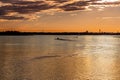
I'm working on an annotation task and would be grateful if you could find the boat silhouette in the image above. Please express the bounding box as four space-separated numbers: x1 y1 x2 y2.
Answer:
55 37 75 41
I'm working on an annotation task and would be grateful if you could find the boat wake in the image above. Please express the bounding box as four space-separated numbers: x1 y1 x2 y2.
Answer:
31 55 61 60
30 53 79 61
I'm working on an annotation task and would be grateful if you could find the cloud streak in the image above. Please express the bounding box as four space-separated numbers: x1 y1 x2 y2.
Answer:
0 0 120 21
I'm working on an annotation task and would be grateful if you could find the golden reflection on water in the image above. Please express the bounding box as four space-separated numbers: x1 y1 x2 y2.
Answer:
0 35 120 80
74 36 120 80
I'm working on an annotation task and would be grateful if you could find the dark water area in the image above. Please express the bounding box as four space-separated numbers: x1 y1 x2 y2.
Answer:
0 35 120 80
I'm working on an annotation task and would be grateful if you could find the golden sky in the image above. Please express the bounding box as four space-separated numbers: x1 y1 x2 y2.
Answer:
0 0 120 32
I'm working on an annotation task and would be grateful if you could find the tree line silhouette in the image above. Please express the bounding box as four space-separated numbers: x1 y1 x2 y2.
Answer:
0 31 119 35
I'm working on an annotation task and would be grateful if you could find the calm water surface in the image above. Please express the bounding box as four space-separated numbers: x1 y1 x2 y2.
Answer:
0 35 120 80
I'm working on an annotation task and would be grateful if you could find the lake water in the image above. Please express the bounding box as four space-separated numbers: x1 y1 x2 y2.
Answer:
0 35 120 80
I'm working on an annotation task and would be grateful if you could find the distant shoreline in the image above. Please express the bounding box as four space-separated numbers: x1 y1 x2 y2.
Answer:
0 31 120 35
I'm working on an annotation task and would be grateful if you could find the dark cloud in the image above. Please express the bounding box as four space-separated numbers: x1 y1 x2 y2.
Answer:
59 1 90 11
0 10 7 16
0 0 120 21
54 0 69 3
0 0 18 3
0 16 27 20
0 1 55 14
0 0 55 20
12 2 55 14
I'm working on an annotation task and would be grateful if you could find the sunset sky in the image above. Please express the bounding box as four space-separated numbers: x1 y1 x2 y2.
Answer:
0 0 120 32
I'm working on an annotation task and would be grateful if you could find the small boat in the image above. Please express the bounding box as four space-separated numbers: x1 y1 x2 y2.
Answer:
55 37 75 41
